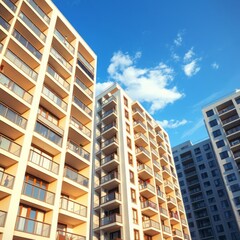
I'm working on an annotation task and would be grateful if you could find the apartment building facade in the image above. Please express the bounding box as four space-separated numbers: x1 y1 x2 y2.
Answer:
172 140 239 240
0 0 96 239
91 83 190 240
202 90 240 234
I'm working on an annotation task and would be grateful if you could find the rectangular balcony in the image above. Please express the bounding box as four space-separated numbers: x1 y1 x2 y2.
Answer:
60 196 87 217
101 171 119 184
75 77 93 98
64 167 89 188
0 171 15 189
19 12 46 42
13 30 42 60
67 140 90 161
155 172 163 183
102 121 117 133
26 0 50 24
218 105 235 114
138 164 153 180
0 134 21 156
101 153 119 166
160 207 168 217
141 200 158 217
73 96 92 117
102 108 117 119
133 120 147 132
162 225 171 234
3 0 17 12
70 117 91 138
28 149 59 174
77 52 94 80
226 126 240 136
101 192 121 204
0 210 7 227
172 229 183 238
102 137 118 148
0 16 10 31
100 213 122 226
15 216 50 237
133 107 145 118
22 182 55 204
0 103 27 129
5 49 38 81
143 219 160 235
56 230 86 240
54 29 74 53
222 115 239 125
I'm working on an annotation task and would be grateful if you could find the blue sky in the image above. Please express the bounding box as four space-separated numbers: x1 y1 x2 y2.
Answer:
53 0 240 147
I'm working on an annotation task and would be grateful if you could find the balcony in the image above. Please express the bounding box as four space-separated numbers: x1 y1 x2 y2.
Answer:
136 147 150 163
183 162 195 171
101 96 117 110
100 171 119 190
222 114 239 125
167 195 177 208
162 166 171 178
75 77 93 99
134 132 148 147
0 171 15 197
178 204 184 212
234 151 240 161
142 219 160 236
19 12 46 42
164 180 174 193
226 125 240 136
5 49 38 81
100 153 119 172
184 233 190 240
139 182 155 198
155 172 163 184
15 216 50 237
172 229 183 239
101 108 117 123
132 107 145 121
181 154 193 164
100 192 121 210
22 182 55 205
181 218 187 225
218 105 235 115
54 29 74 54
162 225 171 237
157 190 166 203
133 120 147 133
101 137 118 155
101 122 117 139
100 214 122 231
77 52 94 81
138 164 153 180
0 16 10 31
160 155 169 165
56 230 86 240
141 200 158 217
160 207 168 219
73 96 92 119
169 211 180 224
3 0 17 12
0 210 7 227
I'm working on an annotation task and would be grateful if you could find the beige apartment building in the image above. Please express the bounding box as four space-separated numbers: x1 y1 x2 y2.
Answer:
0 0 96 239
91 83 190 240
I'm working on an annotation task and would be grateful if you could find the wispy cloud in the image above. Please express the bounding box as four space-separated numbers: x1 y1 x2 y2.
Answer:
211 62 219 70
105 51 184 114
157 119 188 129
174 33 183 47
183 48 194 62
181 119 204 138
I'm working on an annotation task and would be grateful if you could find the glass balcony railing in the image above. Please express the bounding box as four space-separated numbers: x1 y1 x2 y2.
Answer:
0 16 10 31
75 77 93 98
139 182 155 192
0 103 27 129
70 117 91 138
28 149 59 174
101 153 118 165
3 0 17 12
13 30 42 60
0 171 15 189
64 167 89 188
135 132 148 142
5 49 38 81
102 137 118 148
77 53 94 80
46 65 70 91
73 96 92 116
19 12 46 42
138 164 153 175
133 120 146 129
35 122 62 146
0 211 7 227
42 86 67 111
101 192 121 204
102 95 116 107
102 108 117 119
142 219 160 229
100 213 122 226
56 230 86 240
50 47 72 72
101 121 117 133
67 140 90 161
132 107 145 117
136 147 150 156
141 200 157 210
0 134 21 156
22 182 55 204
60 196 87 217
162 225 171 233
26 0 50 24
15 216 50 237
54 29 74 54
101 171 119 184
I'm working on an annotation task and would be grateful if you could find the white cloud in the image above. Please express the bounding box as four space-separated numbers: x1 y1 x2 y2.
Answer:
105 51 184 114
174 33 183 46
181 119 204 138
183 47 195 62
183 60 201 77
171 52 180 62
96 81 114 95
211 62 219 69
157 119 188 129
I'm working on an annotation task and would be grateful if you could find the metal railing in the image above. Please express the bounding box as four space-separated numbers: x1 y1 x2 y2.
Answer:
226 126 240 136
160 207 168 216
64 167 89 188
138 164 153 175
136 146 150 156
135 132 148 142
222 115 239 125
73 96 92 116
132 108 145 118
102 108 117 118
218 105 235 114
141 200 157 210
102 137 118 148
133 120 146 129
77 52 94 76
75 77 93 98
162 225 171 233
0 134 21 156
54 29 74 53
67 140 90 161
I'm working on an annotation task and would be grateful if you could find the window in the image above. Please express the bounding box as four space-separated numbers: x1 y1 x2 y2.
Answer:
134 229 140 240
196 156 203 162
210 205 218 212
213 129 221 138
206 109 214 117
211 169 218 177
124 97 128 106
189 222 194 228
230 184 240 193
224 210 232 219
220 151 229 159
201 172 208 179
227 173 237 182
208 197 215 203
208 160 215 168
233 196 240 206
235 97 240 104
187 213 192 219
183 197 189 203
223 162 233 171
177 172 183 178
126 123 130 133
204 181 211 187
216 224 224 233
203 143 210 151
128 153 133 165
125 110 129 119
221 200 229 209
38 107 59 126
131 188 136 202
130 171 134 183
174 156 179 162
216 140 225 148
206 190 213 195
127 137 131 148
132 209 138 224
209 119 218 127
214 179 221 187
218 189 225 197
176 164 181 170
199 164 205 170
194 147 201 155
213 215 220 221
179 180 185 186
206 152 213 159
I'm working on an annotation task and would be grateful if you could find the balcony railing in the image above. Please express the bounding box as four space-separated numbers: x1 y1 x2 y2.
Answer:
0 103 27 129
70 117 91 138
3 0 17 12
230 138 240 146
234 151 240 159
77 53 94 80
13 30 42 60
226 126 240 136
160 207 168 216
26 0 50 23
15 216 50 237
138 164 153 175
184 234 190 240
164 180 174 189
169 211 179 219
73 96 92 116
218 105 235 114
0 16 10 31
0 134 21 156
28 149 59 174
142 219 160 229
56 230 86 240
0 73 33 103
102 108 117 119
50 47 72 72
173 229 182 237
102 122 117 133
167 195 176 203
181 155 192 162
0 211 7 227
75 77 93 98
101 153 118 165
222 115 239 125
64 167 89 188
133 120 146 129
67 141 90 161
102 137 118 148
141 200 157 210
35 122 62 146
19 12 46 42
153 160 160 168
155 172 163 182
162 166 171 174
139 182 155 192
136 146 150 156
22 182 55 204
133 108 145 117
101 192 121 204
162 225 171 233
47 65 70 91
54 29 74 53
157 190 165 199
60 196 87 217
5 49 38 81
100 213 122 226
135 132 148 142
0 171 15 189
101 171 119 184
42 86 67 111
